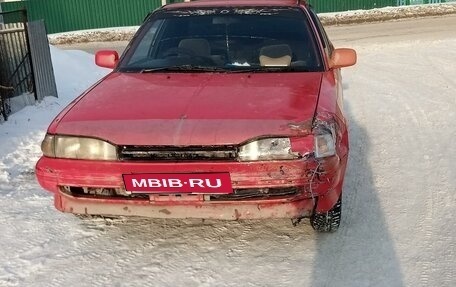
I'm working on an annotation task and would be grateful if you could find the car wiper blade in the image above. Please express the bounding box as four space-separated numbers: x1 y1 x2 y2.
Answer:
138 66 312 73
140 65 229 73
235 66 311 73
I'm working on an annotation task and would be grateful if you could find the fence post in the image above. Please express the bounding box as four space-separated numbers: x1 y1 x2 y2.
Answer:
20 9 37 101
0 3 3 28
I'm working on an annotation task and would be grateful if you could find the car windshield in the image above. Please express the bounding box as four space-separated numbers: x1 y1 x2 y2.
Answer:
119 7 323 73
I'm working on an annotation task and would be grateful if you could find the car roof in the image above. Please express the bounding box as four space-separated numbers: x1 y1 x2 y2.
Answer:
163 0 305 10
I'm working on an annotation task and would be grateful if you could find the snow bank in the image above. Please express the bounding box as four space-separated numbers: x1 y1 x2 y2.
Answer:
320 3 456 25
48 26 139 45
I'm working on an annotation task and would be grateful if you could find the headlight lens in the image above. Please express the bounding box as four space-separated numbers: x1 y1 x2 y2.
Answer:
41 134 117 160
41 134 55 157
238 138 298 161
314 133 336 158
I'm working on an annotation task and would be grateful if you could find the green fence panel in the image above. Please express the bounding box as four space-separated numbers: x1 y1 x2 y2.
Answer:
0 2 29 24
27 0 162 34
0 0 29 18
308 0 397 13
1 0 162 34
0 1 27 11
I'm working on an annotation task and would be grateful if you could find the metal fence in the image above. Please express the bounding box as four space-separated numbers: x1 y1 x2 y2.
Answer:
0 9 57 121
1 0 453 34
308 0 454 12
0 9 34 120
308 0 393 13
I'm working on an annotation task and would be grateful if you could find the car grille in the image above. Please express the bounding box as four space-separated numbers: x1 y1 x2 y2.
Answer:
61 186 149 200
118 145 238 161
61 186 302 201
209 187 300 201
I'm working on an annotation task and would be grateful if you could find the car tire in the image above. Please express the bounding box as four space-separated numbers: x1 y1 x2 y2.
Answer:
310 197 342 232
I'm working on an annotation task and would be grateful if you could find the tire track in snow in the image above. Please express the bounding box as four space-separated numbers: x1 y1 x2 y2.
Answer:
373 42 453 286
396 85 434 287
419 47 456 287
46 219 117 287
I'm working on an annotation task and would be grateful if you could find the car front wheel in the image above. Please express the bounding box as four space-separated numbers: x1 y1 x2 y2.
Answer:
310 197 342 232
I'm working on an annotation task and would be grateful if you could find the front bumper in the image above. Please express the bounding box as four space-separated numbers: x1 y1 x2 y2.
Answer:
36 155 346 219
54 190 319 220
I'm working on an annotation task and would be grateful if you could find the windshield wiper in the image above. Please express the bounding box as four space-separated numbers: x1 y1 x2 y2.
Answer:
234 66 312 73
140 65 230 73
137 65 313 73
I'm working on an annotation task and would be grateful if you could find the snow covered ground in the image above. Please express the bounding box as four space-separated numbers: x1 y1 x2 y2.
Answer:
1 21 456 287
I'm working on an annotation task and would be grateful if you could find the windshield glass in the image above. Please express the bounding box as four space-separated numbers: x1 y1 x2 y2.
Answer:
119 7 323 72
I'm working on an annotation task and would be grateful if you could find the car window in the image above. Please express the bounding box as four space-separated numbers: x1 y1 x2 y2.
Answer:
128 19 163 64
119 7 324 72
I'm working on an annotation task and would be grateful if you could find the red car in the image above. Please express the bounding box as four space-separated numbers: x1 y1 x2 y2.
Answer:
36 0 356 232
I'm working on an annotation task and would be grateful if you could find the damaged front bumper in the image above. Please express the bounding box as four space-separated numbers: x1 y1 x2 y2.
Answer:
53 190 319 220
36 155 347 219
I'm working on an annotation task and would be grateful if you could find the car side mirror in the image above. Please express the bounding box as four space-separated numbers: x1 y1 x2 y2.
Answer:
329 48 357 69
95 50 119 69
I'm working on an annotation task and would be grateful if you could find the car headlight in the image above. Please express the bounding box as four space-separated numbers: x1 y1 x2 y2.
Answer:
41 134 55 157
238 138 298 161
314 133 336 158
41 134 117 160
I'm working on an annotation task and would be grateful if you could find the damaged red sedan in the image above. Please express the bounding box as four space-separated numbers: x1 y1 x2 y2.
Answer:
36 0 356 232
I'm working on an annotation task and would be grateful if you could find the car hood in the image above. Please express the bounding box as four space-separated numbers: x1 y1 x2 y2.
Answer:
53 72 322 146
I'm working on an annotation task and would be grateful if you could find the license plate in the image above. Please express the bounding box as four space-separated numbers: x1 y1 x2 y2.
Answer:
123 173 232 194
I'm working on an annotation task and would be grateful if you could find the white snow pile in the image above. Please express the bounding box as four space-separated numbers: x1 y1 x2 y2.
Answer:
1 36 455 285
319 2 456 25
48 26 139 45
47 3 456 45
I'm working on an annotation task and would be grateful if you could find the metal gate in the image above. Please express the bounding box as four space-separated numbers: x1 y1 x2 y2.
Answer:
0 8 57 121
28 19 58 103
0 9 34 121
